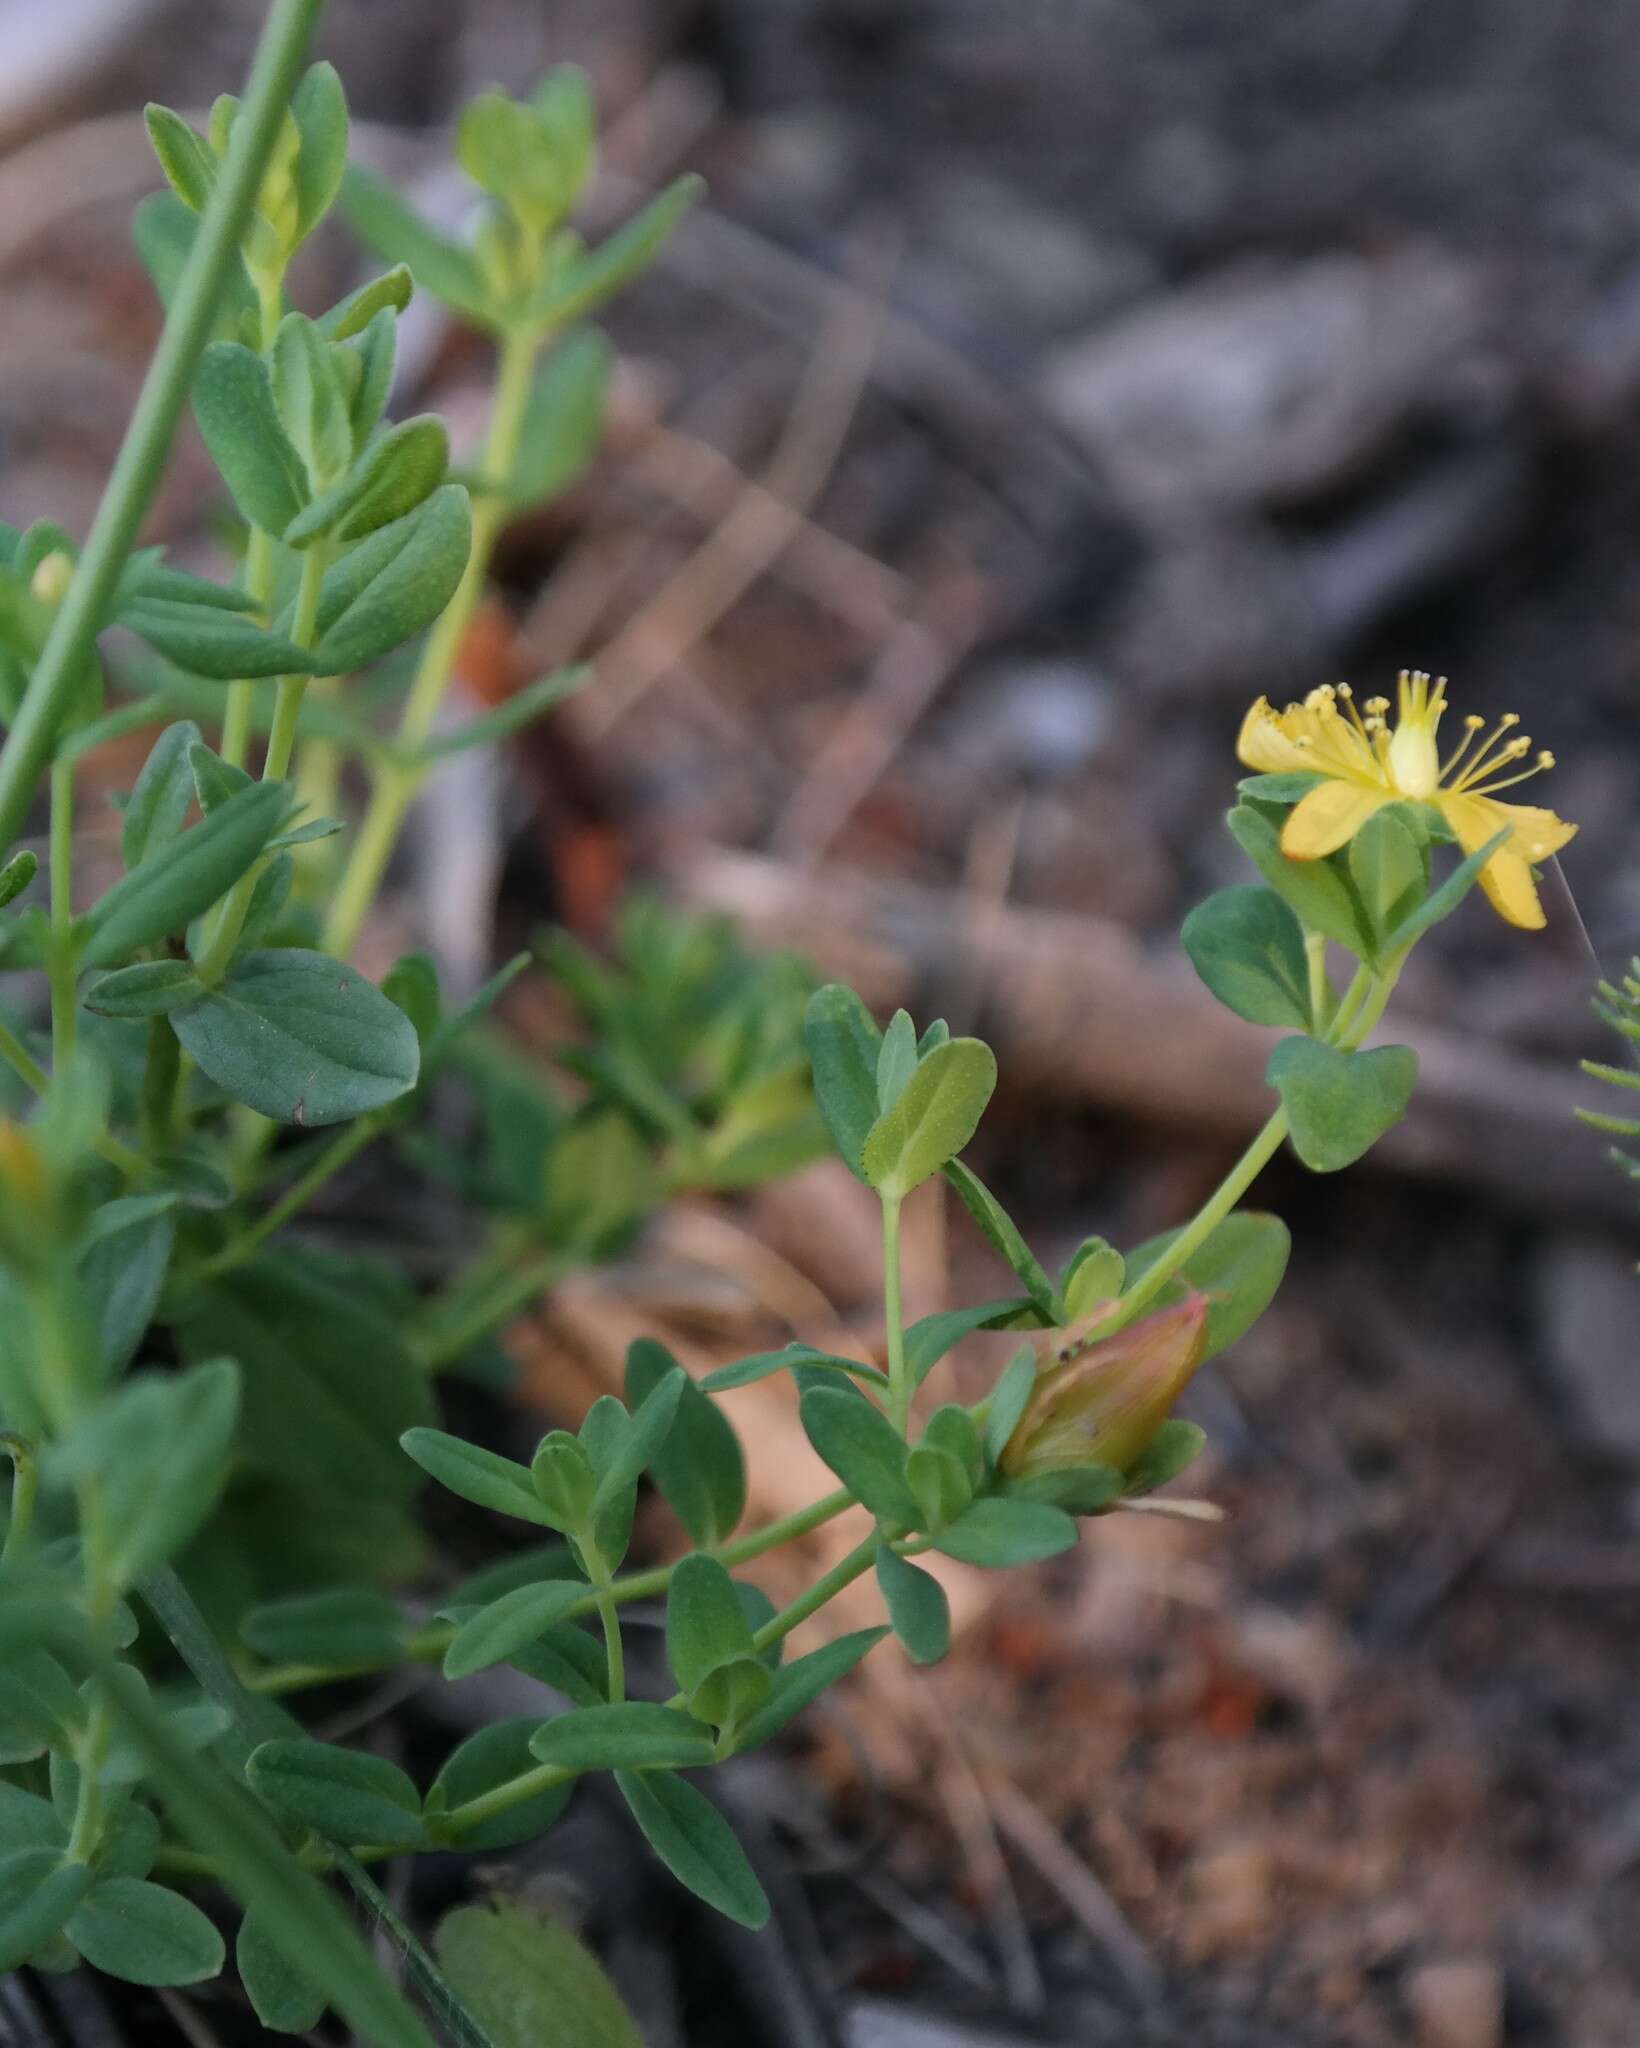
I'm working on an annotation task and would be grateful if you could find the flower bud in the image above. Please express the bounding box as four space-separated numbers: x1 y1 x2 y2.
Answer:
28 551 72 607
999 1293 1209 1480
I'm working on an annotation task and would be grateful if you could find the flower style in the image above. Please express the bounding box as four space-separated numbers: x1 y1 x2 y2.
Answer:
1237 671 1577 928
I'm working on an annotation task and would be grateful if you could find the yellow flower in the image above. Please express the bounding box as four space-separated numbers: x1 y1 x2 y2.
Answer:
1237 671 1577 929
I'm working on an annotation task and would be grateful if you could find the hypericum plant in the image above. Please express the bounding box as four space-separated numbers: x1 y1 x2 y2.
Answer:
0 0 1582 2031
1578 960 1640 1192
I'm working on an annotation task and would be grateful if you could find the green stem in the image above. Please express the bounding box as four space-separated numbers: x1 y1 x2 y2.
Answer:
748 1534 878 1658
196 548 328 984
190 1114 384 1282
0 0 327 855
0 1015 48 1097
47 757 76 1068
323 323 539 958
593 1576 625 1704
246 1485 858 1695
882 1193 908 1434
141 1017 182 1151
413 1248 566 1373
440 1534 883 1841
1305 929 1331 1033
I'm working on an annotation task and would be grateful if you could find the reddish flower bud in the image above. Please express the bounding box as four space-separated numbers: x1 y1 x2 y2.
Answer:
999 1292 1210 1479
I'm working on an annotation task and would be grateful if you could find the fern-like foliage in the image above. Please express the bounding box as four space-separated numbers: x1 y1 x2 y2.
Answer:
1579 959 1640 1183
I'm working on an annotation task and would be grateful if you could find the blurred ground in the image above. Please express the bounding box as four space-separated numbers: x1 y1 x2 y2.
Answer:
3 1 1640 2043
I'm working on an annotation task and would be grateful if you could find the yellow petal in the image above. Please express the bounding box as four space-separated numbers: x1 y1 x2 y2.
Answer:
1280 779 1392 859
1438 791 1578 930
1237 697 1313 774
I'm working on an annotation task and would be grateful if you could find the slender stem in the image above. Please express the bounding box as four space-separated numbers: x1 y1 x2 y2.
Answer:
196 549 328 984
323 324 539 958
881 1193 908 1434
413 1249 566 1373
593 1577 625 1704
190 1114 383 1282
0 0 327 855
749 1535 878 1658
245 1485 859 1695
1112 1109 1291 1334
141 1017 182 1151
47 757 76 1067
1305 929 1331 1033
0 1015 48 1097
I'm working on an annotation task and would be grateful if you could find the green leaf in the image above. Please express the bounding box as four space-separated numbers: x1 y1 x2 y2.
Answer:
799 1387 917 1526
170 948 420 1125
527 1704 716 1774
875 1545 950 1665
133 192 258 335
270 312 352 490
929 1497 1078 1569
1348 806 1426 942
510 1623 607 1708
429 1721 573 1853
320 265 413 344
700 1343 889 1394
522 176 705 330
1122 1419 1207 1498
442 1581 588 1680
121 720 201 870
66 1877 224 1986
284 415 448 549
433 1900 643 2048
730 1626 887 1751
49 1361 239 1583
666 1554 756 1698
589 1366 686 1513
615 1768 769 1929
181 1255 430 1512
1062 1237 1125 1319
84 959 205 1018
192 342 310 536
1226 803 1371 958
1181 885 1313 1030
241 1588 405 1672
510 331 610 507
401 1428 556 1528
189 737 250 811
238 1912 327 2034
0 848 35 909
341 165 494 326
982 1346 1038 1469
1122 1210 1291 1362
0 1783 62 1854
804 983 882 1181
943 1161 1060 1319
309 486 472 674
414 665 589 760
876 1008 918 1112
1266 1037 1418 1172
343 306 398 448
905 1298 1027 1387
1383 825 1510 953
290 61 348 245
246 1739 424 1851
120 599 314 680
627 1338 745 1548
1237 771 1326 803
0 1849 94 1971
79 779 286 968
1006 1464 1124 1515
144 105 214 212
904 1443 972 1531
863 1037 996 1198
78 1197 176 1377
